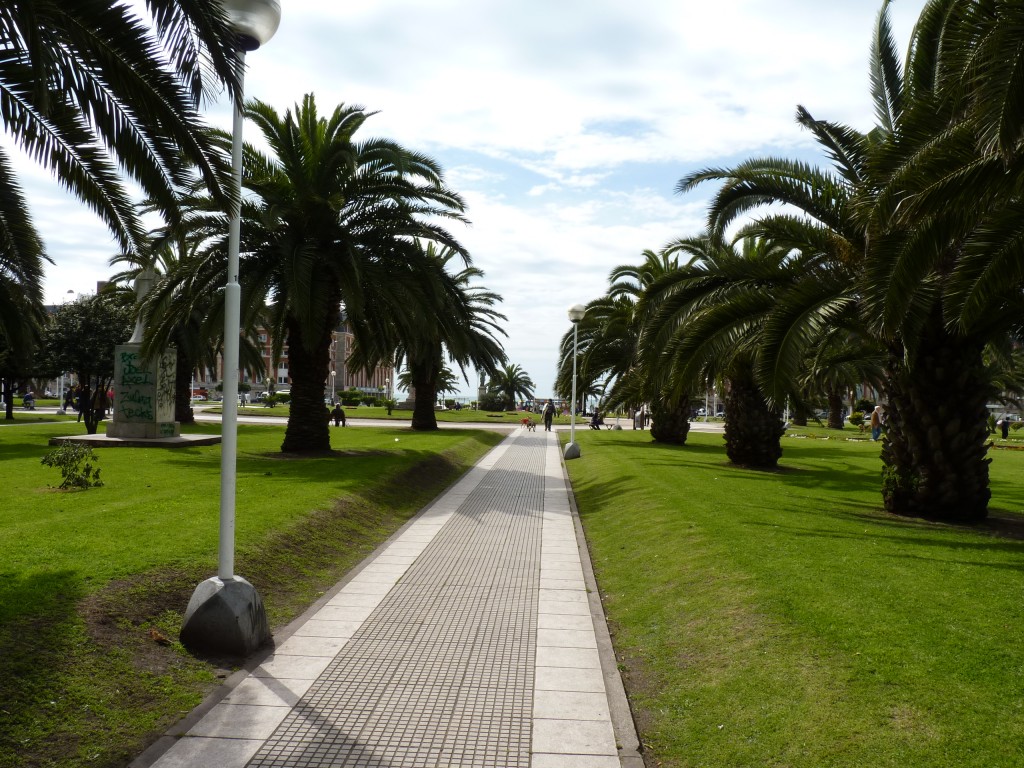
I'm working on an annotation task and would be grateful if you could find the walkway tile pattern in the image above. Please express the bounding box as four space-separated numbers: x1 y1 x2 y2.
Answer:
247 436 544 767
142 431 626 768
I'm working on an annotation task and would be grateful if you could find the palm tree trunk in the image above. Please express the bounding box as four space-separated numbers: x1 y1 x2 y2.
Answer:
281 318 332 453
174 346 194 424
411 373 438 430
2 377 13 420
790 400 810 427
723 360 784 469
649 397 690 444
827 389 844 429
881 327 991 522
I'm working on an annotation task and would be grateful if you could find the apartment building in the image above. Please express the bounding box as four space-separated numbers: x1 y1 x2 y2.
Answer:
196 322 393 398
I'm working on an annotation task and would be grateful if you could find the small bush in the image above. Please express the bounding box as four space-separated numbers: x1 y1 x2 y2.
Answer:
854 398 875 413
478 392 505 412
41 440 103 489
276 392 291 405
849 410 866 427
1012 422 1023 431
263 393 280 408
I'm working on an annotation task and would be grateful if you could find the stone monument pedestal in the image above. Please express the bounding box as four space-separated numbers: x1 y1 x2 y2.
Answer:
106 344 181 439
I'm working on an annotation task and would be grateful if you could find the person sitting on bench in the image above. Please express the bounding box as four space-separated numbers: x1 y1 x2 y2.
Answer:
589 410 604 430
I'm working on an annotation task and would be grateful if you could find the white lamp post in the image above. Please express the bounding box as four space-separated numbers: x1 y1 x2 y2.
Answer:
181 0 281 657
564 304 586 460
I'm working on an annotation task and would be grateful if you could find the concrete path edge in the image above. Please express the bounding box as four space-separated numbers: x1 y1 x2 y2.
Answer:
559 450 646 768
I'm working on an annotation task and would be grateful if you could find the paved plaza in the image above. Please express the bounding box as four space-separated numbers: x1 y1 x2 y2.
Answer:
132 429 642 768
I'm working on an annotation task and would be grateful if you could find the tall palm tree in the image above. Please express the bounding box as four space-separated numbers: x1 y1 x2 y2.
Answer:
676 0 1024 519
352 244 507 431
557 250 692 443
172 95 472 449
0 169 47 365
641 235 792 467
1 2 239 387
489 364 534 411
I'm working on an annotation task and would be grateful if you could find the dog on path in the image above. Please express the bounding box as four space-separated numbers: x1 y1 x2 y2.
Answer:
521 417 536 432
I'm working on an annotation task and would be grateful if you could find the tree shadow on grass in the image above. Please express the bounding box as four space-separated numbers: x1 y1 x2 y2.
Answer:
747 514 1024 561
0 438 54 461
0 570 84 760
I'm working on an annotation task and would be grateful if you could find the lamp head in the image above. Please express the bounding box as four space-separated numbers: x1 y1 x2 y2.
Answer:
567 304 586 323
222 0 281 51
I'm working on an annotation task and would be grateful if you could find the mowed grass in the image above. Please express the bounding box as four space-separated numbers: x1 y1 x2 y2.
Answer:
564 428 1024 768
0 420 503 768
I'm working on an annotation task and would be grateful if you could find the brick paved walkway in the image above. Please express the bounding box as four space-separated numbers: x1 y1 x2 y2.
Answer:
134 430 641 768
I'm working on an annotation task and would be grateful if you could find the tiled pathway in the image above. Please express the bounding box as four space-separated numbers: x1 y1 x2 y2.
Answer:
134 430 641 768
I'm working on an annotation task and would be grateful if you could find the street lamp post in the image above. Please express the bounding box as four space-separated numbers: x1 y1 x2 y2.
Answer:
181 0 281 657
56 290 74 414
564 304 586 460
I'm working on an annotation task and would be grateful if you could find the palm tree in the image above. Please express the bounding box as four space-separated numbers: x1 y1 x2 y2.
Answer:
0 2 240 257
0 187 47 379
489 364 535 411
112 231 267 424
675 0 1024 519
172 95 472 449
641 235 793 467
557 250 692 444
796 329 886 430
353 244 507 431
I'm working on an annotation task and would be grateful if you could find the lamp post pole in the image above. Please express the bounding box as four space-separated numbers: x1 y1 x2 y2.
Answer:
181 0 281 657
564 304 586 460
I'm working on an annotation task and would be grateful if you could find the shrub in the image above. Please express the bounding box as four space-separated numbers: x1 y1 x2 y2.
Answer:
276 392 291 405
263 393 280 408
1012 422 1023 431
854 398 875 413
849 410 866 427
41 440 103 489
478 392 505 412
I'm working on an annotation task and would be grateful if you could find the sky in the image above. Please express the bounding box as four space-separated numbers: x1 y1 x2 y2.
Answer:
23 0 928 397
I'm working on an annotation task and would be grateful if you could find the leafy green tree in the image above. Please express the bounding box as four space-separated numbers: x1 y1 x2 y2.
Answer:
42 293 133 434
489 364 535 411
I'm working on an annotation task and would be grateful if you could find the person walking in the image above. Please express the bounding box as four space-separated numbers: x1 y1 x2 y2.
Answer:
542 400 555 432
870 405 884 441
76 386 87 422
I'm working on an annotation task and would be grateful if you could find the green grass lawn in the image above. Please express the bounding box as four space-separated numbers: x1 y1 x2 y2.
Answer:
0 420 503 768
564 428 1024 768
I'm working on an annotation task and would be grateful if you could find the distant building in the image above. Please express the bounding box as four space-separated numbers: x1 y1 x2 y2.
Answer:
197 321 392 398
